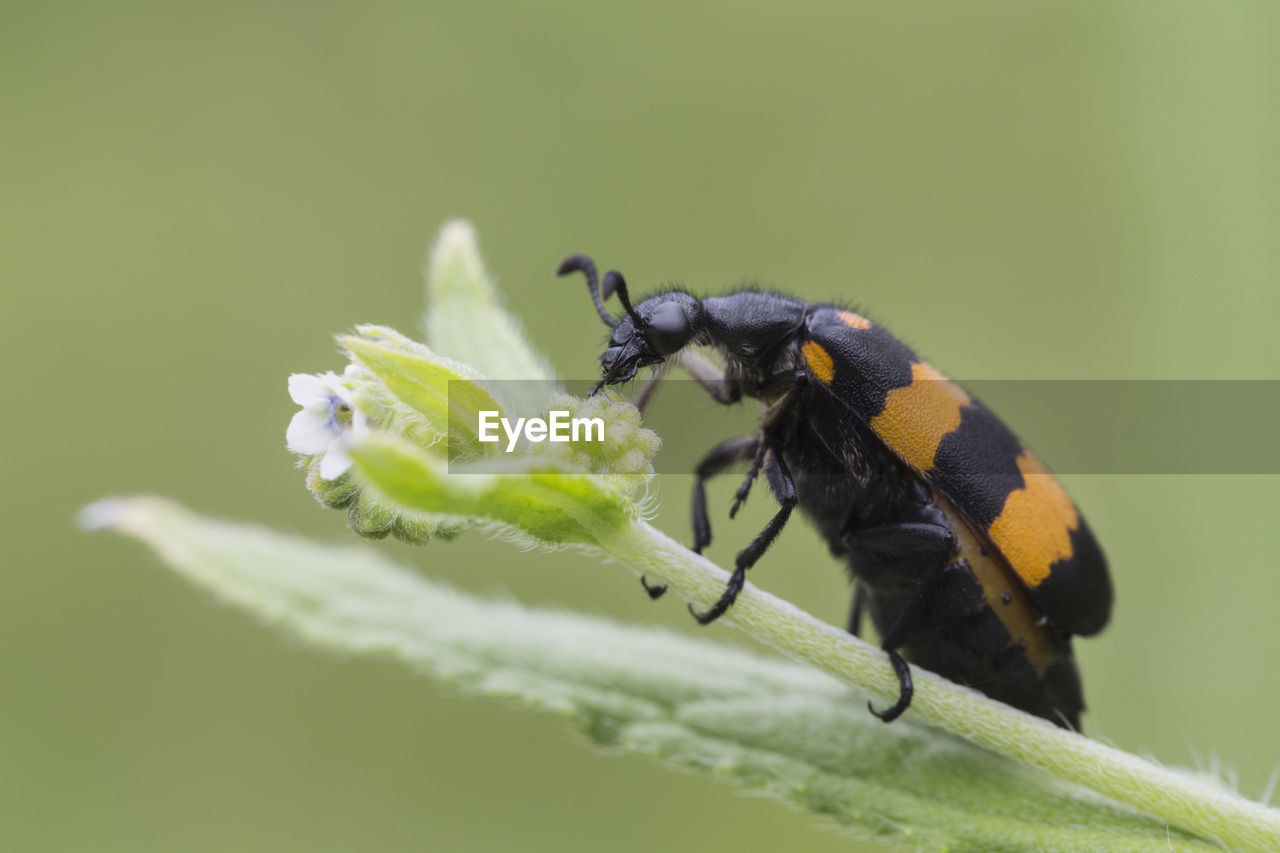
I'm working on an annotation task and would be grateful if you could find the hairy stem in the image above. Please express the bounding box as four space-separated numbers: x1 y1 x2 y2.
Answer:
601 521 1280 852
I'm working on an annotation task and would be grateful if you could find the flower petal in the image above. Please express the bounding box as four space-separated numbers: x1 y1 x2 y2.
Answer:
320 371 354 405
288 373 330 405
350 408 370 436
286 410 334 454
319 444 354 480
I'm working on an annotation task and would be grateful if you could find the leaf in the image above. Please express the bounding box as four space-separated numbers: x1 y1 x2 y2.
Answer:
341 325 504 453
348 432 634 546
421 220 557 415
85 497 1224 853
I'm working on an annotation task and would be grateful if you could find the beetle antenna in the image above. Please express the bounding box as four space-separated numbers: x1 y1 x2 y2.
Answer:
557 253 617 328
602 270 643 326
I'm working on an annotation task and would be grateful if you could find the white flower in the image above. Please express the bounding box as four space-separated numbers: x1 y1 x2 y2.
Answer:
286 366 369 480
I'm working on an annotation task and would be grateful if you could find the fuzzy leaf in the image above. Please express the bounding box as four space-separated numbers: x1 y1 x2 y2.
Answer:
348 432 635 545
341 326 503 453
85 497 1226 853
422 221 557 414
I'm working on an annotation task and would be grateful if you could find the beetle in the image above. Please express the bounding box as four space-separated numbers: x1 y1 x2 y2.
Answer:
556 254 1112 728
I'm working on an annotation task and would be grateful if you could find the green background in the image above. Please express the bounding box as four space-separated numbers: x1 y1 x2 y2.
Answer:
5 2 1279 851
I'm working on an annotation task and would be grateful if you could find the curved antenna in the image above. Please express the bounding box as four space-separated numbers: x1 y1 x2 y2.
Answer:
557 253 617 328
602 270 642 325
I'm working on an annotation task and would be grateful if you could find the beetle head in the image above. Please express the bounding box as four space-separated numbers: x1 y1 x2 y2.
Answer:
557 254 700 394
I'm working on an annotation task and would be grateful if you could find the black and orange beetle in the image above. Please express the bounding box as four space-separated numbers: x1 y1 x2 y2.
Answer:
558 254 1112 729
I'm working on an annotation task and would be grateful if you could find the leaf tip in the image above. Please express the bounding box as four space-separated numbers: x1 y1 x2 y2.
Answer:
78 496 178 534
424 220 484 288
78 498 125 531
435 219 478 253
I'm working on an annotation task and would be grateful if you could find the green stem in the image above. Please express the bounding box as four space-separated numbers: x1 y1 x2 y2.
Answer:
602 521 1280 851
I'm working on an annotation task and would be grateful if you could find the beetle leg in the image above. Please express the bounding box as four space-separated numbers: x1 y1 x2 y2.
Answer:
672 350 743 405
636 435 761 601
840 519 956 586
630 363 669 415
842 518 958 722
691 435 761 554
847 582 867 636
691 443 797 625
865 558 955 722
729 439 769 518
869 651 914 722
638 435 761 601
730 369 807 518
638 576 668 599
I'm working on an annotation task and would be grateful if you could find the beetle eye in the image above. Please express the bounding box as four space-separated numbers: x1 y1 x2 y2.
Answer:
644 302 690 355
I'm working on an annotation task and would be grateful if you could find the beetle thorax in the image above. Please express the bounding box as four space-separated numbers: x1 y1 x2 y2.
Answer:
700 292 810 387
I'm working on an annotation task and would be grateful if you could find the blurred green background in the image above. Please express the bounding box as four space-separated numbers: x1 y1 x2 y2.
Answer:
5 2 1279 851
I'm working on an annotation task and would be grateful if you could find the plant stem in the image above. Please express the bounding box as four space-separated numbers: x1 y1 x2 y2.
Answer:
602 520 1280 852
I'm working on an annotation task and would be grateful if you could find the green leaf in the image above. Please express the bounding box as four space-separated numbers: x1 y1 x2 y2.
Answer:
348 432 635 545
341 325 504 454
85 498 1229 853
422 220 557 414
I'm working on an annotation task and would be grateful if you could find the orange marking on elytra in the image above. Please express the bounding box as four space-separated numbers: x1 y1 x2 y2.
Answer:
870 362 971 472
838 310 872 330
802 340 835 385
935 492 1058 675
989 452 1079 588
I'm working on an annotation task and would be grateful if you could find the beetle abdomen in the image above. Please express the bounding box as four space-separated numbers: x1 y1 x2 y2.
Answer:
801 306 1112 639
